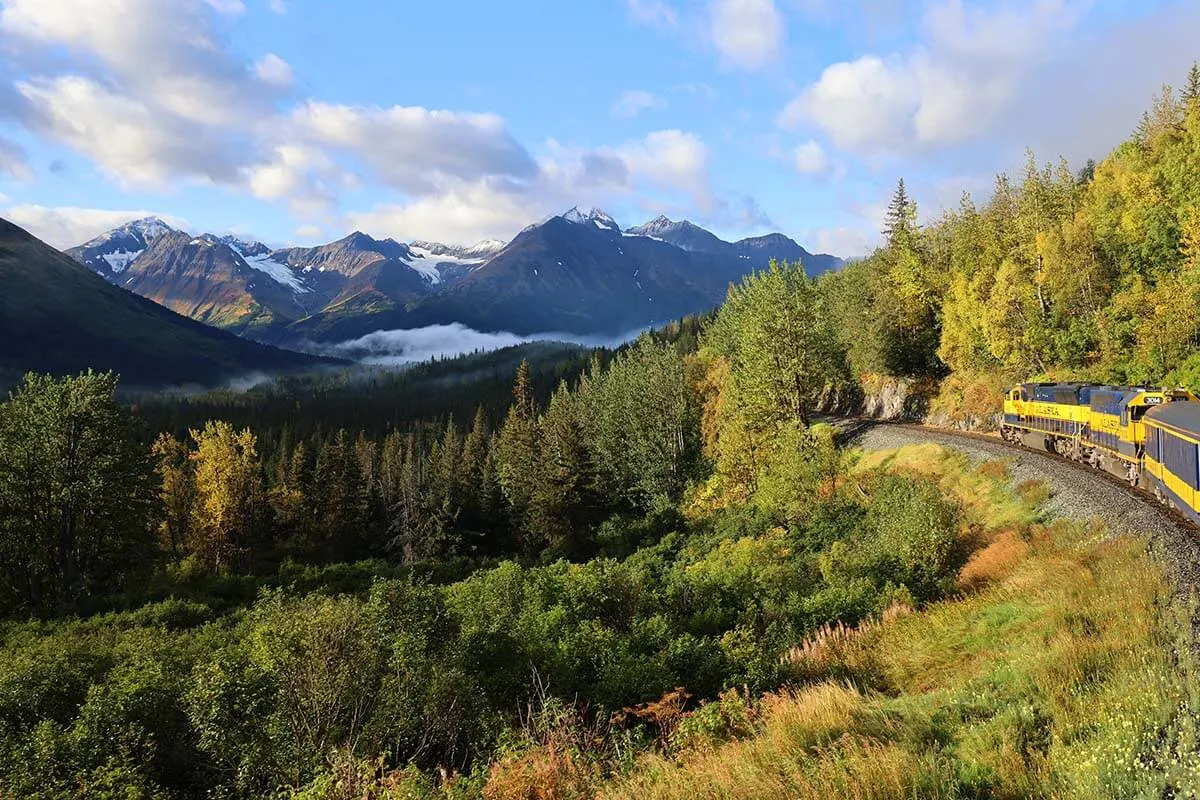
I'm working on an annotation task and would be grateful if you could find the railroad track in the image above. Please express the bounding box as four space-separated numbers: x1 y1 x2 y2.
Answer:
890 420 1200 535
840 418 1200 650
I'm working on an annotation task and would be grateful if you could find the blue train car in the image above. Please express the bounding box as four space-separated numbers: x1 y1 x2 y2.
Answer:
1144 402 1200 525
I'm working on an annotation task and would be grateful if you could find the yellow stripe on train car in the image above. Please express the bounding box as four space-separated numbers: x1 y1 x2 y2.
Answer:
1161 466 1197 512
1146 454 1163 481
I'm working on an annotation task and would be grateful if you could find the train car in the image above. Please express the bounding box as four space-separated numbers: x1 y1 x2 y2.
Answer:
1001 382 1091 457
1003 381 1198 485
1086 387 1196 483
1143 401 1200 524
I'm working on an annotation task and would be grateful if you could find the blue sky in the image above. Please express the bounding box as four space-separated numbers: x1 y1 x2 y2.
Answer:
0 0 1197 256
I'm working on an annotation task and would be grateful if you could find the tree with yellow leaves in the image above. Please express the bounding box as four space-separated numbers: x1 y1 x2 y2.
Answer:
188 420 265 570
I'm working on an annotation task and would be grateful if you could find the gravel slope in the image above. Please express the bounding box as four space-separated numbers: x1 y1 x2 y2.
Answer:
849 422 1200 646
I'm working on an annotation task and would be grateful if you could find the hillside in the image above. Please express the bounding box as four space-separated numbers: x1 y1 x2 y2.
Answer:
0 218 335 388
812 69 1200 419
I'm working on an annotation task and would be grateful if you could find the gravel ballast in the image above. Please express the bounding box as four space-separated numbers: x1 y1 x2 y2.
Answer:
850 422 1200 647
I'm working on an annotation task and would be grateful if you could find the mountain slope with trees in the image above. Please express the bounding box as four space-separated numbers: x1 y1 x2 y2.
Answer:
0 218 334 388
815 65 1200 418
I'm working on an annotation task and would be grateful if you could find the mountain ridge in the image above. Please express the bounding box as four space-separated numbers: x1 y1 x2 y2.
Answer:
64 209 844 343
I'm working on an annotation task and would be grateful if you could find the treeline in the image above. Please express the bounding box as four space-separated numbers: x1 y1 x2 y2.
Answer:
145 336 699 583
815 63 1200 415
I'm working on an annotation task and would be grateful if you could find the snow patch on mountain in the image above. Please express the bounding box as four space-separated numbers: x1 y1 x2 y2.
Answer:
100 249 143 274
225 239 309 293
246 253 309 292
404 243 495 284
410 238 506 260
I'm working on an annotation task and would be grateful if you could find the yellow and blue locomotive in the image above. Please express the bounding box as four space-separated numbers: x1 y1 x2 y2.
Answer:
1001 382 1200 523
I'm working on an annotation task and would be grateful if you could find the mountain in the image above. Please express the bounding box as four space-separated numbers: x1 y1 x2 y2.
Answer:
115 231 319 333
625 215 729 253
625 215 842 274
400 209 844 336
65 216 174 279
293 208 840 339
66 210 843 342
0 218 335 388
69 227 492 337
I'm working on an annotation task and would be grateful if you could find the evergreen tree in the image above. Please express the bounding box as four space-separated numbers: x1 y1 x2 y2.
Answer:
1182 62 1200 107
883 178 918 246
533 383 597 559
496 362 543 555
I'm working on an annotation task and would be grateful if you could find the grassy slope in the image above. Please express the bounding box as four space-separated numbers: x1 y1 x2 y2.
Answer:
594 445 1200 800
0 218 335 389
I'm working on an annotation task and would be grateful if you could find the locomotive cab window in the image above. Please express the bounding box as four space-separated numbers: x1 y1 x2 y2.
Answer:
1130 405 1149 422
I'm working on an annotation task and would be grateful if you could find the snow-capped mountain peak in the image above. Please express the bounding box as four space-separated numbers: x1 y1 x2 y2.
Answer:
219 235 271 259
626 215 678 237
561 206 620 232
69 216 179 276
82 216 175 249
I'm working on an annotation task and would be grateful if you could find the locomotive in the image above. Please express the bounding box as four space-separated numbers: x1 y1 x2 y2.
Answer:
1001 383 1200 525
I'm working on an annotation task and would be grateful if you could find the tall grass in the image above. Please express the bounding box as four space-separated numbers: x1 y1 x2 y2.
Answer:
596 444 1200 800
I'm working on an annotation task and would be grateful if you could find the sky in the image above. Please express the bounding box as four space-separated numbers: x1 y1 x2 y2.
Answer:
0 0 1196 257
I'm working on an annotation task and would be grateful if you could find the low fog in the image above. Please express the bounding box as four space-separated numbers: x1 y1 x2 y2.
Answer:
318 323 648 366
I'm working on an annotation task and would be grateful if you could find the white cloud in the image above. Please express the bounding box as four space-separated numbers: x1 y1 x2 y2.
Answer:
243 143 345 215
620 129 711 205
0 136 33 181
346 181 540 247
792 140 829 174
613 90 665 118
321 324 640 365
710 0 783 71
781 0 1089 157
0 0 284 121
627 0 678 27
254 53 294 87
294 224 322 239
4 204 187 248
807 225 878 259
268 0 286 12
345 128 715 244
781 54 917 152
0 0 289 188
16 76 245 189
292 101 539 195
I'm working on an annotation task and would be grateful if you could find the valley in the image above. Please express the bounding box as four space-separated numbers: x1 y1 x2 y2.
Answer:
1 0 1198 795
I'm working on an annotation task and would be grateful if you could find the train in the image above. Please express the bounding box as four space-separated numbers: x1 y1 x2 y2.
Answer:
1001 382 1200 524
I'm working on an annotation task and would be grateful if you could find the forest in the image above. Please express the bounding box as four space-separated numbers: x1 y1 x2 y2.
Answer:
2 68 1200 799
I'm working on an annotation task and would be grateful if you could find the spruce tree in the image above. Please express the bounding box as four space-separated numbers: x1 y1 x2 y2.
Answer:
1182 62 1200 106
883 178 918 246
